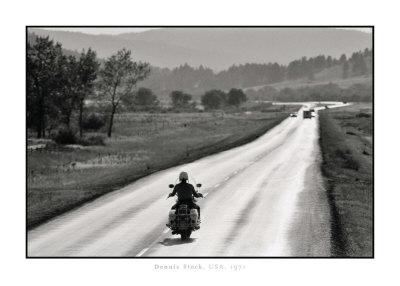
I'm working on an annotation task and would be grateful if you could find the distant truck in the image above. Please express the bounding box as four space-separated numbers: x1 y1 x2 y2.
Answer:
303 110 312 119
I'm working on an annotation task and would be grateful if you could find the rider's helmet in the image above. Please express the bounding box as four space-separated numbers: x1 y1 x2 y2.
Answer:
179 171 189 181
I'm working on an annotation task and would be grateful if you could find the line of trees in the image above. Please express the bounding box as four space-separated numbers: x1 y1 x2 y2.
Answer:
285 49 372 80
27 36 150 139
27 35 371 141
139 49 372 96
246 82 372 102
201 88 247 110
27 36 249 142
167 88 247 110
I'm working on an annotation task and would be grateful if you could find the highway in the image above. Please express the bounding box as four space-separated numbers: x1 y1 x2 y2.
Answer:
28 103 347 257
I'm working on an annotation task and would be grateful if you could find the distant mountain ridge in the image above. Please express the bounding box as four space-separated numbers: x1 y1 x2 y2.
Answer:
28 28 372 71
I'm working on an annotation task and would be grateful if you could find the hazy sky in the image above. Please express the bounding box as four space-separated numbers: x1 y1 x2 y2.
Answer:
42 27 372 35
41 28 158 35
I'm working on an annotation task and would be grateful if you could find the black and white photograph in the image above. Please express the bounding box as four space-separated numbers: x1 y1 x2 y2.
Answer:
26 26 373 258
4 0 400 285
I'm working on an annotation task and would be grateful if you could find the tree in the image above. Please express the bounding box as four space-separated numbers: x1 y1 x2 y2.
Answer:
169 90 192 108
201 89 226 110
134 88 158 106
339 54 347 64
98 49 150 137
326 56 333 67
57 55 79 129
123 87 158 110
76 48 99 137
227 88 247 107
27 36 64 138
350 51 367 75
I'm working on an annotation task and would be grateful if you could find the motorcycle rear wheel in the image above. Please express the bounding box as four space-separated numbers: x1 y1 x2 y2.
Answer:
180 231 192 240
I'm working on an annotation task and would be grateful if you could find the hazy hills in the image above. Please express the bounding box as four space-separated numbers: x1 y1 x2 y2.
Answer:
28 28 372 71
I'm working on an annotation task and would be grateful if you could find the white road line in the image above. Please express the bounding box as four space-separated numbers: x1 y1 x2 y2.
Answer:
163 228 169 234
214 183 220 188
136 247 149 257
224 177 230 181
204 193 209 197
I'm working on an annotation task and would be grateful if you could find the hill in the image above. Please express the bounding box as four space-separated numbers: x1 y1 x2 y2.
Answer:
28 28 372 71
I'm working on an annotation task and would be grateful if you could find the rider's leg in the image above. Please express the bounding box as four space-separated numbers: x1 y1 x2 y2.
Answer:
193 203 200 219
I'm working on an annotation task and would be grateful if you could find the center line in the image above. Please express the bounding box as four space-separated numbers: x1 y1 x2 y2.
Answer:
214 184 220 188
163 228 169 234
136 247 149 257
204 193 209 197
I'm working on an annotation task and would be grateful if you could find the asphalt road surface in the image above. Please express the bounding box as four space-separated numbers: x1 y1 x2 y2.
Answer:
28 102 348 257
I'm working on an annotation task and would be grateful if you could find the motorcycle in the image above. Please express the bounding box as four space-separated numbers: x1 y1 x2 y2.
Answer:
166 183 203 240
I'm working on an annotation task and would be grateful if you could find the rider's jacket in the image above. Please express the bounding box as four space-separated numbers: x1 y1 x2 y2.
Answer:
171 181 201 201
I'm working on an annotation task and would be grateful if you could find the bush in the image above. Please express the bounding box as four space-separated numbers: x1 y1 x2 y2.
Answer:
53 129 77 145
83 113 106 130
77 135 106 146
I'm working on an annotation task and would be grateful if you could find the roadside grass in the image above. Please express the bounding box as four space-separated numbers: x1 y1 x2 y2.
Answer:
319 103 373 257
27 107 299 229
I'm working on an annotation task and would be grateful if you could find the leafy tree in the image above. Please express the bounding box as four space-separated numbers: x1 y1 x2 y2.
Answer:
201 89 226 110
227 88 247 107
98 49 150 137
134 88 158 106
76 48 99 137
170 90 192 108
27 36 64 138
57 55 79 129
123 87 158 110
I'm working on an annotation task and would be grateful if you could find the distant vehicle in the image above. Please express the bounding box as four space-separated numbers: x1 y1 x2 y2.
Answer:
310 108 315 112
289 113 297 117
303 110 312 119
325 105 329 109
343 101 347 104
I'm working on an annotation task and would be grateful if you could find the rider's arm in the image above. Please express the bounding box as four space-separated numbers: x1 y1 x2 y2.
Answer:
192 186 203 198
169 185 178 197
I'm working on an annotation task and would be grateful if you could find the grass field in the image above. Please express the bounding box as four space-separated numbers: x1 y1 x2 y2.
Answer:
319 103 373 257
27 106 299 229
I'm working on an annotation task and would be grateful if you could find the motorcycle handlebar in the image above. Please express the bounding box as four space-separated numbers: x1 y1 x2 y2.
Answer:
166 194 204 200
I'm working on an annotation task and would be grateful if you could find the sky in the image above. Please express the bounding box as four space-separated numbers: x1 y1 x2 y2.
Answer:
42 28 158 35
42 27 372 35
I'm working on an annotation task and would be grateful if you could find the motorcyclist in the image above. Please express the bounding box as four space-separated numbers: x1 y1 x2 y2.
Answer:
168 171 203 227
